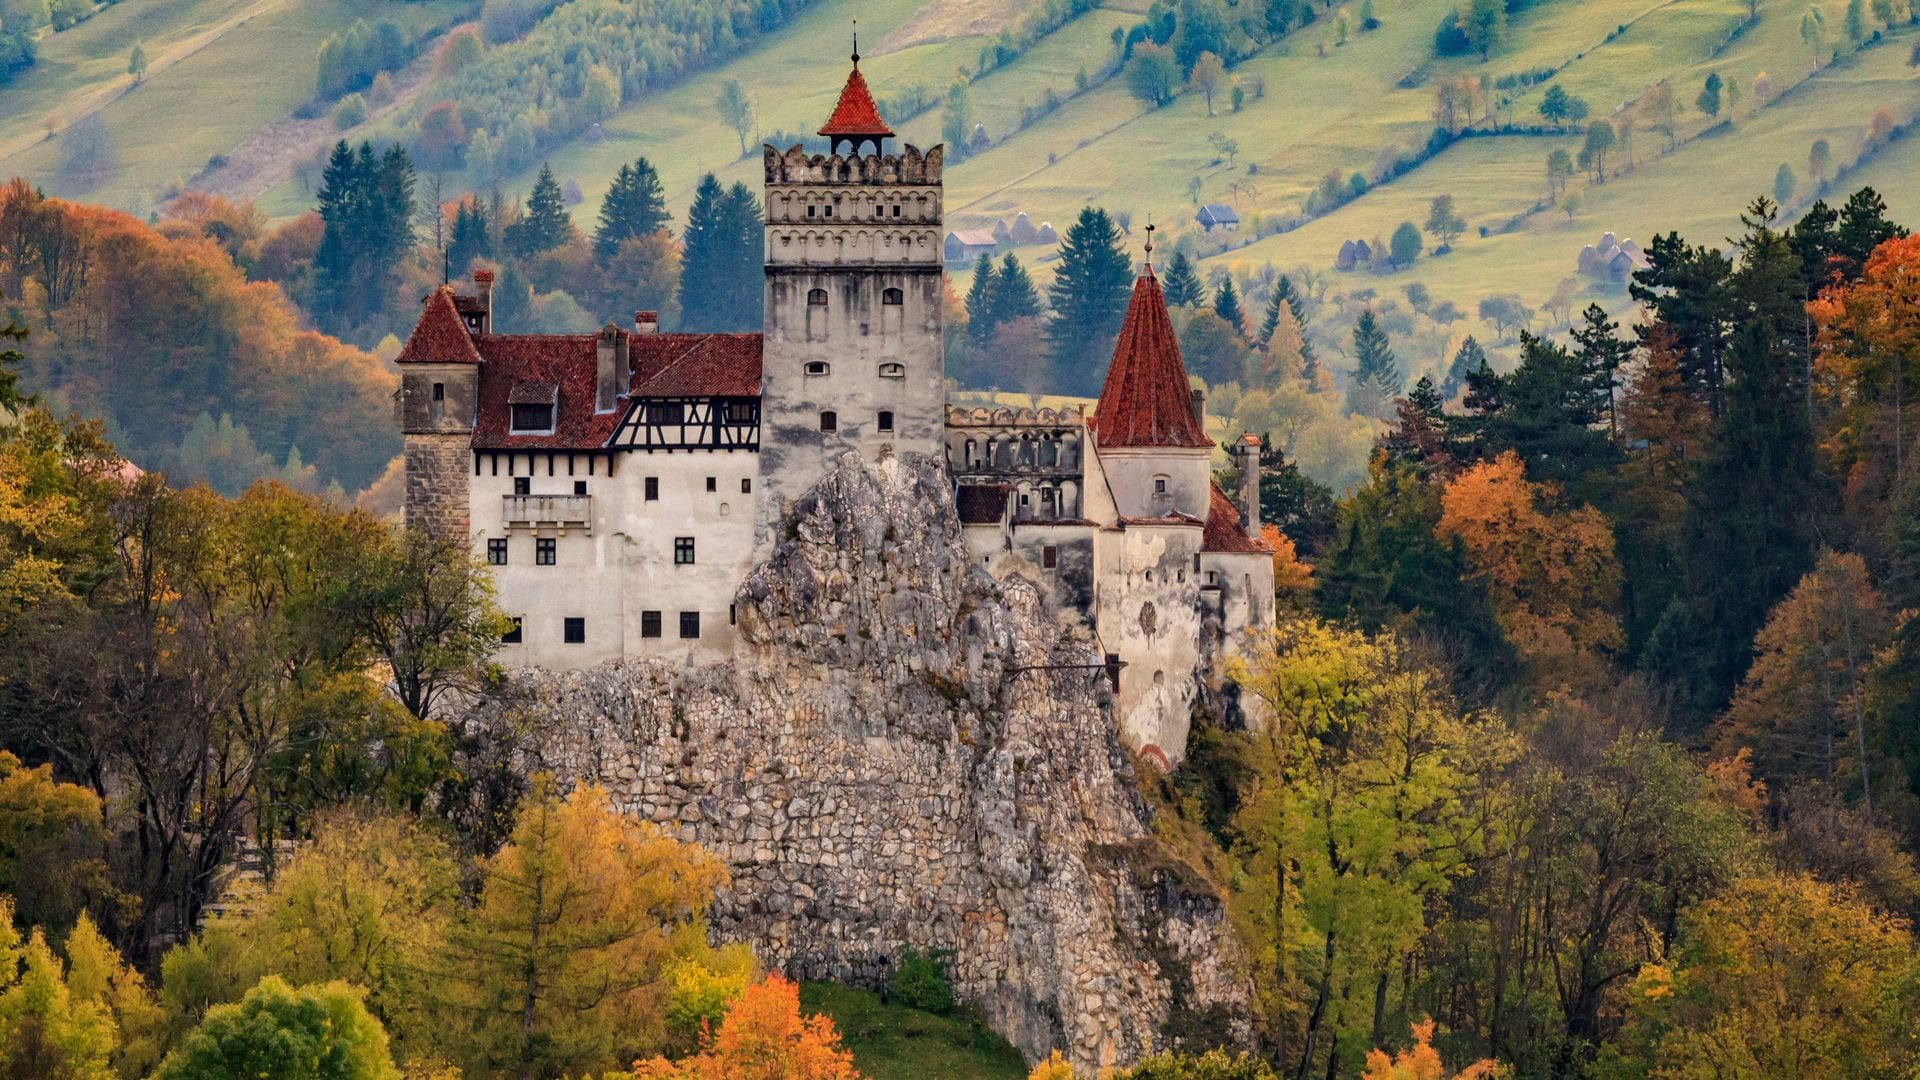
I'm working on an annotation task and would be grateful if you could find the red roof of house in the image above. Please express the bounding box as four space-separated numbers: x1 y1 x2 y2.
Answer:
397 287 483 364
1203 483 1272 554
467 331 764 450
1092 271 1211 449
819 62 894 138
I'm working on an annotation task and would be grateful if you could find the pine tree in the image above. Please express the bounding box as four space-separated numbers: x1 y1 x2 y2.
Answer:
1162 250 1204 306
677 175 727 332
1257 285 1285 347
594 158 668 260
989 253 1041 325
1347 309 1402 415
1439 336 1485 402
1213 277 1245 334
1046 207 1135 395
1382 375 1451 471
506 163 572 257
1275 276 1320 383
312 140 415 332
1570 303 1633 439
719 180 764 331
491 260 532 333
964 254 998 346
1477 331 1618 498
447 196 492 276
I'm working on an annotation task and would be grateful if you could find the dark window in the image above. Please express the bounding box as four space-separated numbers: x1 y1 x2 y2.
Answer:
879 362 905 378
808 288 828 306
514 477 530 496
882 287 904 305
892 204 902 217
536 538 556 565
804 361 830 376
645 477 659 501
824 204 833 218
641 611 662 638
807 204 817 218
679 611 700 639
1105 653 1122 693
877 410 894 433
563 617 585 644
432 382 445 401
820 411 837 433
646 402 684 425
487 538 508 565
1154 477 1168 494
741 478 752 494
706 476 717 492
501 617 522 644
674 537 695 565
510 403 554 432
1043 545 1058 569
573 480 587 496
729 603 737 625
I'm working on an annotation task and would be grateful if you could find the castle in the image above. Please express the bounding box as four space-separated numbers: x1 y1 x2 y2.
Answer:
395 54 1274 764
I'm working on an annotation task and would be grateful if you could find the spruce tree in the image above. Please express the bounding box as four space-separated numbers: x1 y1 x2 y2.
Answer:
594 158 668 260
491 260 532 332
1257 285 1284 347
1276 275 1320 382
1045 207 1135 396
1439 336 1485 402
989 253 1041 325
720 181 764 331
677 175 727 331
447 197 492 276
1347 309 1402 415
964 254 998 346
506 163 572 257
1213 278 1244 334
313 140 415 332
1479 331 1618 497
1382 375 1450 470
1570 303 1633 439
1162 250 1204 307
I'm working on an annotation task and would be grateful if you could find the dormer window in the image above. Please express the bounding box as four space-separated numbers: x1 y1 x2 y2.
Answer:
878 362 905 378
510 404 554 432
804 361 830 376
509 382 557 433
882 287 904 306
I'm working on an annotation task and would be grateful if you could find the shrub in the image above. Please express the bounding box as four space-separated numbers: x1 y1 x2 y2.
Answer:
890 947 955 1013
333 93 368 130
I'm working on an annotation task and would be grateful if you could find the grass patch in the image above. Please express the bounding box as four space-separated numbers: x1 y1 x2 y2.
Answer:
798 980 1029 1080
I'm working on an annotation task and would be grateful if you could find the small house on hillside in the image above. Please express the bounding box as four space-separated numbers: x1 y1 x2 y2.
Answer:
1196 204 1240 232
945 230 998 263
966 122 991 156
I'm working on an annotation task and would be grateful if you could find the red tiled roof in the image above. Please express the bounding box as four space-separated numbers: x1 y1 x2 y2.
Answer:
630 334 762 397
1092 271 1211 449
397 286 483 364
469 331 764 450
956 484 1011 525
819 62 894 138
1203 483 1271 554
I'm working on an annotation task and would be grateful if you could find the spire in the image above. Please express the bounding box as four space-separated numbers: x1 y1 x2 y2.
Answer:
819 22 894 151
1143 214 1156 274
397 285 483 364
1093 269 1210 449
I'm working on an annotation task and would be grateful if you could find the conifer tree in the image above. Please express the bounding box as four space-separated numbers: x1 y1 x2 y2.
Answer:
964 254 997 346
1347 309 1402 415
989 253 1041 326
490 260 532 333
1257 285 1285 347
719 180 764 330
313 140 415 331
1570 303 1633 439
594 158 668 260
1214 277 1245 334
1162 250 1204 307
506 163 572 257
1475 331 1618 498
1439 336 1485 402
447 196 492 276
1046 207 1134 395
677 176 762 332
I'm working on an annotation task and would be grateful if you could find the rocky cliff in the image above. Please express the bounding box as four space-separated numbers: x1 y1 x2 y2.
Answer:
467 452 1253 1067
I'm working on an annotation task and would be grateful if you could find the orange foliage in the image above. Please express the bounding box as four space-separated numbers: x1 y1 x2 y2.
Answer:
1808 233 1920 516
631 974 863 1080
1437 452 1622 685
1361 1020 1502 1080
1262 523 1314 595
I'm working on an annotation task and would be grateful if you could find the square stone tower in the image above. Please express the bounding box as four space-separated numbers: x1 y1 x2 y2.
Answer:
756 47 945 548
395 280 485 540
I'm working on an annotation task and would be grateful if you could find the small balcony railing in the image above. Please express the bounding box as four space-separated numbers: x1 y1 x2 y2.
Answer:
503 494 592 534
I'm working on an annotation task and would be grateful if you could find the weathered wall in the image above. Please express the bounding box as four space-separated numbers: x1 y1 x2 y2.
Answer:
470 452 1252 1068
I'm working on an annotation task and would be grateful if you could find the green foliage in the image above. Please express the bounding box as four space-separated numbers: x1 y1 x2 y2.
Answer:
595 157 669 259
1114 1048 1278 1078
0 752 114 938
505 163 572 257
153 976 399 1080
0 905 118 1079
1463 0 1507 59
1126 43 1179 107
316 18 409 101
889 947 955 1014
942 81 975 155
1213 276 1244 332
1163 251 1205 307
797 981 1026 1080
1389 220 1422 265
1046 206 1134 395
1347 308 1402 415
676 174 761 332
314 140 415 334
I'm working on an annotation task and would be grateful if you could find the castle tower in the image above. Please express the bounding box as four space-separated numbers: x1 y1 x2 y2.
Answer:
756 42 945 547
395 283 482 539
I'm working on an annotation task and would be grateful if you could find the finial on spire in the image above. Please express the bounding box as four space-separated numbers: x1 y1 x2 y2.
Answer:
1143 214 1156 269
851 19 860 64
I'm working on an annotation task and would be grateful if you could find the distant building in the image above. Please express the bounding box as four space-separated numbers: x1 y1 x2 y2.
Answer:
1195 204 1240 232
945 229 997 263
966 121 991 156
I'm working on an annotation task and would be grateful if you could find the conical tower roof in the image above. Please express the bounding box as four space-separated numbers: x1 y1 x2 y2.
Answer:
397 285 482 364
818 40 893 140
1093 269 1210 449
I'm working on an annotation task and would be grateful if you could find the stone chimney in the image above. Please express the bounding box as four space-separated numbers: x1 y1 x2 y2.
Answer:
1189 387 1205 430
634 310 659 334
472 269 495 333
595 323 628 414
1234 433 1261 538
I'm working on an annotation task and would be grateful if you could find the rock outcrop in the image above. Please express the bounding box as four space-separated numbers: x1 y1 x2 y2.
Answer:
468 452 1253 1066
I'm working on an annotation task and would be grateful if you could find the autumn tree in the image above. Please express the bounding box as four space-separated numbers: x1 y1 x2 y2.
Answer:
1361 1020 1498 1079
633 974 861 1080
1190 51 1227 115
152 976 400 1080
0 750 115 938
1424 195 1465 252
0 898 125 1078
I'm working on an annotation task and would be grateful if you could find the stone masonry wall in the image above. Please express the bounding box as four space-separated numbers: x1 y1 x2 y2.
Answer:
403 434 470 540
469 452 1253 1068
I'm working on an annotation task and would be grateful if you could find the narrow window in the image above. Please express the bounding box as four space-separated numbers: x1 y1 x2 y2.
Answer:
807 204 817 218
432 382 445 401
808 288 828 306
1043 545 1058 569
641 611 662 638
573 480 587 496
892 204 902 217
679 611 701 639
514 477 531 496
563 617 585 644
674 537 695 565
877 410 894 433
487 538 508 565
882 287 904 306
820 410 837 433
706 476 717 492
804 361 830 376
824 204 833 218
501 616 523 644
536 538 556 565
729 603 737 625
1154 477 1168 494
645 477 659 501
741 478 752 493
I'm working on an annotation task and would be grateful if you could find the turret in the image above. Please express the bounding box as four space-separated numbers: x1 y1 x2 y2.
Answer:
395 286 481 538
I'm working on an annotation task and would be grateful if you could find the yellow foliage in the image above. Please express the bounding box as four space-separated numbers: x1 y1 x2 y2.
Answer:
1027 1049 1077 1080
1361 1020 1503 1080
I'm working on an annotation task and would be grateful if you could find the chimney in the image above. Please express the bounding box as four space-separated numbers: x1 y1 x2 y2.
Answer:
472 269 495 334
1235 433 1262 538
595 323 627 414
1189 387 1205 429
634 310 659 334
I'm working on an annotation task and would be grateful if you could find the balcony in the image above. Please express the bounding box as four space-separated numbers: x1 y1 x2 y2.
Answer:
503 494 593 534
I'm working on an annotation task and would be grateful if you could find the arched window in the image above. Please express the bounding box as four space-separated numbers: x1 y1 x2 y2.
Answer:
804 361 829 376
807 288 828 306
819 410 837 433
878 362 905 378
882 287 904 306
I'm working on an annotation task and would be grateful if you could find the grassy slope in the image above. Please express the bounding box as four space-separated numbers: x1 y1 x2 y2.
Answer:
797 981 1028 1080
0 0 465 213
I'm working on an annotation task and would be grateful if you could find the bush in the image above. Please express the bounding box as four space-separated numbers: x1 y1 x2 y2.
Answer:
333 93 368 130
890 947 954 1013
